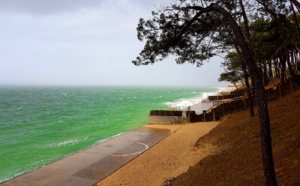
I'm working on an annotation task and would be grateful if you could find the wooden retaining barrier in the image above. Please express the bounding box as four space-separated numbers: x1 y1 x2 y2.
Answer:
149 77 300 124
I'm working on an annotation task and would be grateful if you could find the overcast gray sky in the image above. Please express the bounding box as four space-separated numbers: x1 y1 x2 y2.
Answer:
0 0 229 87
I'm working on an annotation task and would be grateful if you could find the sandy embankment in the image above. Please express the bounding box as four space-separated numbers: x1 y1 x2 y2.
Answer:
96 122 219 186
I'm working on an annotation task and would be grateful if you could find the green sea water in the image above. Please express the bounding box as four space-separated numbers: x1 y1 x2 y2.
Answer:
0 85 218 183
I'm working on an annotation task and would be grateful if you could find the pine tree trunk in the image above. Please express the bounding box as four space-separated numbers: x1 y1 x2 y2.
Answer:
233 82 239 91
280 55 286 83
291 0 300 12
268 60 273 82
209 6 277 185
285 46 295 78
247 58 278 186
274 59 279 79
263 61 269 86
242 64 254 117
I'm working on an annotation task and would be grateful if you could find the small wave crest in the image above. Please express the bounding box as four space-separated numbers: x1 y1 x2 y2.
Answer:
0 170 26 183
164 89 221 110
96 132 125 144
42 137 88 148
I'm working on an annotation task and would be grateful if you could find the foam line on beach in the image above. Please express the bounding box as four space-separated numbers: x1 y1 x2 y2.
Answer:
96 132 126 144
163 87 224 111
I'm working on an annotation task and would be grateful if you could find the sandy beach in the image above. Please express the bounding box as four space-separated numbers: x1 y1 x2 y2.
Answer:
97 122 219 186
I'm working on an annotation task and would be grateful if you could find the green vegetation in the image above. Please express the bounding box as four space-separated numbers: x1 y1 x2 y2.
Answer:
133 0 300 185
219 51 245 90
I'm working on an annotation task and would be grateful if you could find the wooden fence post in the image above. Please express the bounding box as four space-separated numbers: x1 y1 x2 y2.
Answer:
203 110 206 122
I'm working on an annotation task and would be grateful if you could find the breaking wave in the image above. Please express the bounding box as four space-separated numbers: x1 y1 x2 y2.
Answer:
164 88 223 110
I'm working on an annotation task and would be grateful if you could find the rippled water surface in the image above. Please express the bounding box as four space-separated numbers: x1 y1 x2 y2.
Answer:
0 85 218 182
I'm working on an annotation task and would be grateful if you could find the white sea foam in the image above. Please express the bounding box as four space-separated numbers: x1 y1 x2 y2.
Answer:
46 139 79 147
164 88 223 111
43 137 88 148
96 132 125 144
1 168 28 183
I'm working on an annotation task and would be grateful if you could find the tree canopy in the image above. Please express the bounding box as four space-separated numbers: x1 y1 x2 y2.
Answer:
219 51 245 89
133 1 300 185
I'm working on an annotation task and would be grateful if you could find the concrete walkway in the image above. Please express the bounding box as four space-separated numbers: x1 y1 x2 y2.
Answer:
1 126 180 186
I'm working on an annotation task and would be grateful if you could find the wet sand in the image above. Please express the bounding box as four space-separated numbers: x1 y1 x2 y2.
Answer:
97 122 219 186
1 125 181 186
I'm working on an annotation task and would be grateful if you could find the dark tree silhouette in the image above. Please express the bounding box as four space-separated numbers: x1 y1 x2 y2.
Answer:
132 1 300 184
